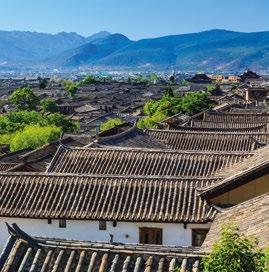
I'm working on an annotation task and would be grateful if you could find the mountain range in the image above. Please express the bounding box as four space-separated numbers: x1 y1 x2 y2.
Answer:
1 29 269 72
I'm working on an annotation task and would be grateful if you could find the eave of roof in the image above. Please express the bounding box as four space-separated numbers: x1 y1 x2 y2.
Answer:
0 224 206 272
0 172 218 223
199 145 269 199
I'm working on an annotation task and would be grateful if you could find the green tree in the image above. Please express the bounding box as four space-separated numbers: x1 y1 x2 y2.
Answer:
138 89 212 129
181 92 211 115
66 83 78 98
150 73 159 84
38 78 48 89
207 84 217 93
169 75 175 84
63 80 79 98
10 125 61 152
0 111 44 134
40 98 57 113
202 224 264 272
165 86 174 97
0 110 78 135
137 111 167 130
9 87 40 110
79 76 97 86
100 118 124 132
143 100 159 116
46 113 79 133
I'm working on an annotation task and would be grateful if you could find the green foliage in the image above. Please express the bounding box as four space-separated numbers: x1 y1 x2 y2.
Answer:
181 92 211 115
63 80 79 97
138 90 213 129
0 111 44 134
0 111 78 135
10 125 61 152
150 73 159 83
100 118 124 132
143 94 181 117
46 113 79 133
143 100 159 116
137 111 167 130
165 86 174 97
138 90 184 129
202 224 264 272
261 247 269 272
182 79 190 86
207 84 217 93
40 98 57 113
38 78 48 89
132 75 150 85
0 133 13 145
79 76 97 86
9 87 40 110
169 75 175 84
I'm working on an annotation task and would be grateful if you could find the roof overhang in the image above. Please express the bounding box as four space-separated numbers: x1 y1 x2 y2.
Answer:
199 162 269 200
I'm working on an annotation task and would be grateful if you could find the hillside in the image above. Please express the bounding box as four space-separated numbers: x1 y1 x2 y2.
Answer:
0 29 269 71
94 30 269 71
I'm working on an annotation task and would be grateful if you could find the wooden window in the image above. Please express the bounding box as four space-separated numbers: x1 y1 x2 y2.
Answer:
99 221 107 230
59 219 66 228
139 227 163 245
192 229 209 247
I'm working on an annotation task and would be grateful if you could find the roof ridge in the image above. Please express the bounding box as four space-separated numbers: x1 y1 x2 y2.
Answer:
148 129 269 136
56 144 254 156
97 126 138 142
0 172 223 181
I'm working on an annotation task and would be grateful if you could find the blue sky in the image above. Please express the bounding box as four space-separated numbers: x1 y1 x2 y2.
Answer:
1 0 269 40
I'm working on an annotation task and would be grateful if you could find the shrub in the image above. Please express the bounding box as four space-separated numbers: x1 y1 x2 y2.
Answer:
10 125 61 152
100 118 124 132
202 224 264 272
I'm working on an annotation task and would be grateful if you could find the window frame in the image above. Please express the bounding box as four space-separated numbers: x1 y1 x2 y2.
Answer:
99 221 107 230
139 227 163 245
59 219 67 228
192 229 209 247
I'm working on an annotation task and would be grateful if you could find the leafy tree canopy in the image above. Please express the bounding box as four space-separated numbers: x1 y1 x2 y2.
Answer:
132 75 151 85
40 98 57 113
62 80 79 98
0 111 44 134
79 76 97 86
10 125 61 152
150 73 159 83
38 78 48 89
207 84 217 93
100 118 124 132
0 111 78 135
9 87 40 111
137 111 167 130
46 113 79 133
181 91 211 116
138 90 212 129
